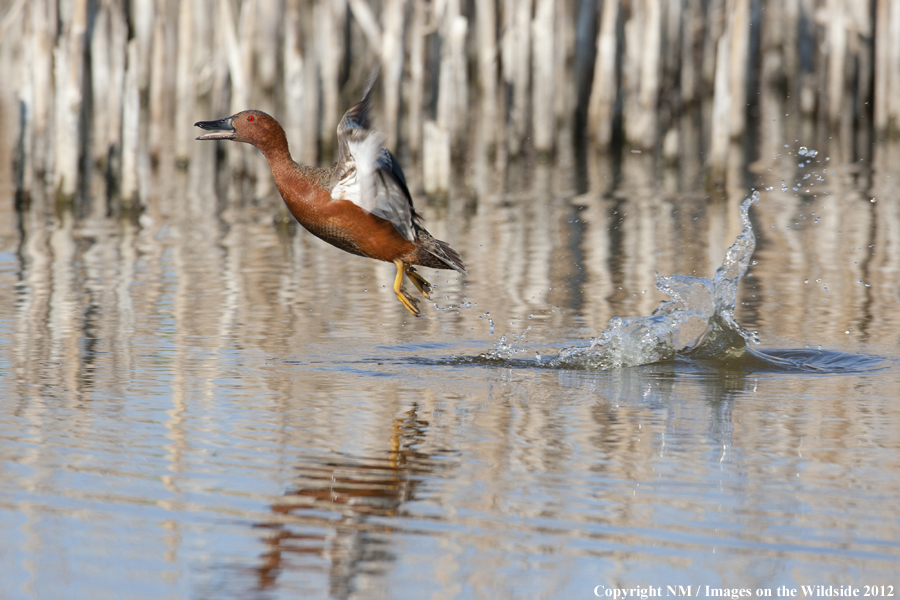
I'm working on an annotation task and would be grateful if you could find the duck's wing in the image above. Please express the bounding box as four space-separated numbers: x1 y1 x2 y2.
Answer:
331 68 420 243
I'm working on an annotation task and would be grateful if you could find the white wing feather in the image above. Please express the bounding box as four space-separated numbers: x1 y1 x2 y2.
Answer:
331 131 415 242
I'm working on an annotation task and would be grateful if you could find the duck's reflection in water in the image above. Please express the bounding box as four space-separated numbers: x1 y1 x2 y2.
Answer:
251 404 454 597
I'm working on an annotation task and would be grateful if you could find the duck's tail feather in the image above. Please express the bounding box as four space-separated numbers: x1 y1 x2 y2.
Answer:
416 229 467 274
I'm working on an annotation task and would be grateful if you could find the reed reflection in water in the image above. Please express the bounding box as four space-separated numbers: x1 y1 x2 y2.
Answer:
2 114 900 595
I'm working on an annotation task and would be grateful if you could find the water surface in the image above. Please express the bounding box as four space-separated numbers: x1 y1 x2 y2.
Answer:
1 144 900 597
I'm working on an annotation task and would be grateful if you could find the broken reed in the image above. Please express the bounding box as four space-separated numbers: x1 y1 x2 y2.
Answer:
3 0 899 200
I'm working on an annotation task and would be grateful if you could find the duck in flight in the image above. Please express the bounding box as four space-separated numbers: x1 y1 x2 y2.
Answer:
194 71 466 316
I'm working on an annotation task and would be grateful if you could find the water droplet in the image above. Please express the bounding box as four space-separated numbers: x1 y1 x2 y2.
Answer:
799 146 808 155
871 197 877 203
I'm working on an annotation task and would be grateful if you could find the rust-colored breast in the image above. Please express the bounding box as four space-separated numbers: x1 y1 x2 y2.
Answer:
274 166 417 264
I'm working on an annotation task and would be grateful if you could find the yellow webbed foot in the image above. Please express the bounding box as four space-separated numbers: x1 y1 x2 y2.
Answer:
405 266 433 298
393 260 421 316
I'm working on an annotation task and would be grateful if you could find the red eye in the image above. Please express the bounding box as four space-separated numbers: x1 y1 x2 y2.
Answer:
248 115 255 122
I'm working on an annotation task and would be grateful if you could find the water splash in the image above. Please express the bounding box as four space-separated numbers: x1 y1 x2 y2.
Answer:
545 193 760 370
479 326 533 361
463 191 885 374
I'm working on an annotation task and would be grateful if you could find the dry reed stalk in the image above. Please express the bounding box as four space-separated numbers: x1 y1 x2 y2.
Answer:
2 1 28 195
702 0 724 91
798 0 817 116
283 0 306 161
53 0 88 196
709 0 750 176
502 0 533 156
661 0 680 95
532 0 555 153
436 0 468 152
148 0 168 162
238 0 256 102
108 0 128 168
9 0 900 200
475 0 498 153
623 0 662 149
15 27 34 197
221 0 247 112
316 0 346 157
849 0 873 127
131 0 154 91
727 0 749 139
709 25 731 175
121 39 141 204
406 0 426 157
423 0 462 194
825 0 847 126
0 0 26 42
255 0 280 94
217 0 247 175
422 120 450 194
174 0 195 163
29 0 56 180
348 0 383 48
192 0 215 99
758 0 783 90
551 0 574 148
588 0 619 146
89 2 111 165
298 0 320 166
874 0 900 136
381 0 405 150
238 0 276 197
680 0 701 105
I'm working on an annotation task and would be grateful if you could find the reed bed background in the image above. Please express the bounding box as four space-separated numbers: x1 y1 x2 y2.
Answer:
1 0 898 204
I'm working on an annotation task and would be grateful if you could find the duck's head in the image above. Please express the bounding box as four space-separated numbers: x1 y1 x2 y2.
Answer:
195 110 283 148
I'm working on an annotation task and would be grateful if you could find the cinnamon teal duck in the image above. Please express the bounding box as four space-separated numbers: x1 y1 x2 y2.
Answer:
195 72 466 316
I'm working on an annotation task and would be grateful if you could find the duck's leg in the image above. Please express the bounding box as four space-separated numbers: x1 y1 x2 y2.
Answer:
393 260 420 316
405 266 433 298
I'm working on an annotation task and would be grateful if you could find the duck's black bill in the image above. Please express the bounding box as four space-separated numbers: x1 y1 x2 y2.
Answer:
195 117 235 140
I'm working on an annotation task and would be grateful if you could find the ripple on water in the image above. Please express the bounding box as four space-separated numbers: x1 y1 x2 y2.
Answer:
456 194 892 377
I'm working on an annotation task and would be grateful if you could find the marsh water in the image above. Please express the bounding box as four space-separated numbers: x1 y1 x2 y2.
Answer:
2 135 900 598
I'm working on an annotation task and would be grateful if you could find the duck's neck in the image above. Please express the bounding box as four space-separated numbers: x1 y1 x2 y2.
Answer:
256 132 324 215
256 127 293 169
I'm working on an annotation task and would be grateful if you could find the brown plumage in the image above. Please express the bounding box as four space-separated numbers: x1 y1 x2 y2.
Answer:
194 73 465 316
